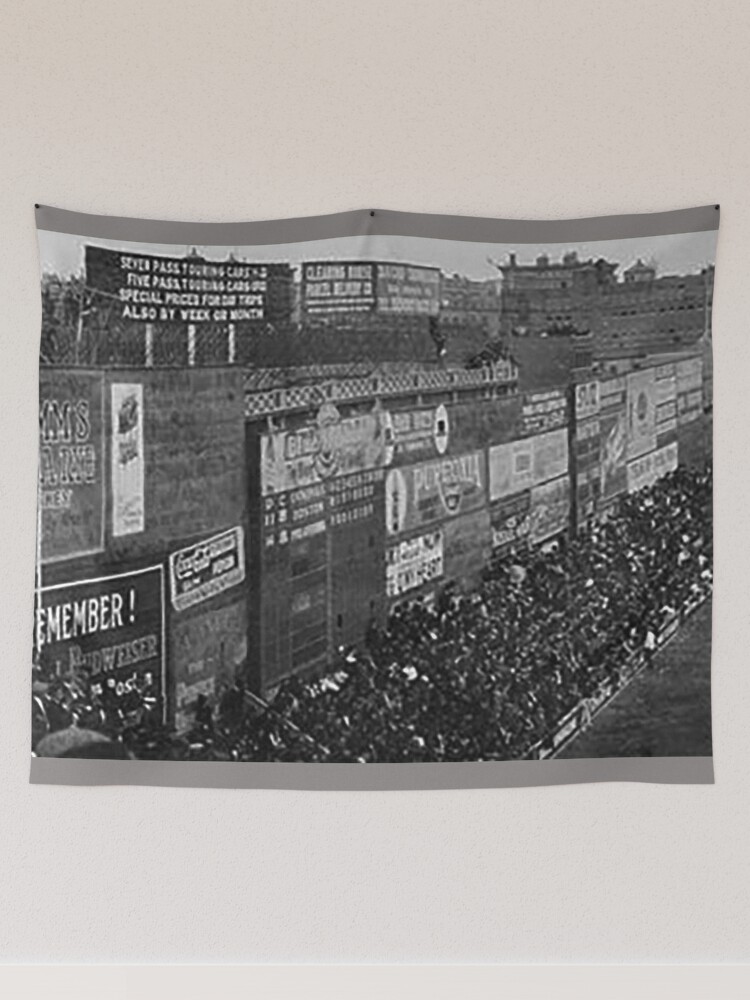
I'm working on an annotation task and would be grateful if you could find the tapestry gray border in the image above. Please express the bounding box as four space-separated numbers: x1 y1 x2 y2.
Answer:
35 203 719 247
30 756 714 789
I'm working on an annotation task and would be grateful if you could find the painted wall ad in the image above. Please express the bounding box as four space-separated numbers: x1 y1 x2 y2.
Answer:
261 403 384 495
38 370 105 563
532 428 569 485
382 404 450 466
575 380 600 422
386 530 444 598
489 438 534 500
34 566 165 718
490 491 532 555
169 526 246 613
529 475 569 543
599 409 628 500
626 368 657 460
111 382 145 537
384 451 486 536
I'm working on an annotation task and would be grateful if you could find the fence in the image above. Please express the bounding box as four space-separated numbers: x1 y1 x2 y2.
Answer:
39 308 501 371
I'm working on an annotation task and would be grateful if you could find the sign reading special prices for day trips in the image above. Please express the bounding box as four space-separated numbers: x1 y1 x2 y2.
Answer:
169 527 246 613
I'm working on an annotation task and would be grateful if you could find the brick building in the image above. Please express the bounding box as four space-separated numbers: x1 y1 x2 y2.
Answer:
498 251 713 359
439 273 502 337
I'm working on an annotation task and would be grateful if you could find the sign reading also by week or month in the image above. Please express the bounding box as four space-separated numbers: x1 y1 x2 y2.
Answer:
169 526 246 612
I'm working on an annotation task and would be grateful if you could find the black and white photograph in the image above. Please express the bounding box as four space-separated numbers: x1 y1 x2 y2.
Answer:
32 211 715 770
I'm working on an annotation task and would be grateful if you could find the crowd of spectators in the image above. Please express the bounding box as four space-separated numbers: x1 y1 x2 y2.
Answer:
32 465 712 762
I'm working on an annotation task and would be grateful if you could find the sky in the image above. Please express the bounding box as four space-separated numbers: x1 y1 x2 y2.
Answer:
37 228 718 283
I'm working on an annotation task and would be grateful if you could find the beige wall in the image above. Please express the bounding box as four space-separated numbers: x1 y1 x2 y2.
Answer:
0 0 748 971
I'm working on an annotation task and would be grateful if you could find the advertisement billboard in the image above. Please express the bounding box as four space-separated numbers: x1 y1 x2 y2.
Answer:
384 451 487 536
627 451 658 494
38 370 105 563
627 442 678 495
34 566 165 717
375 263 440 316
656 374 677 406
443 508 492 588
302 261 376 315
626 369 657 459
529 475 570 544
490 491 531 555
520 388 567 435
575 381 600 421
172 600 246 732
576 468 600 525
382 404 450 466
653 441 679 480
169 526 246 613
111 382 145 537
260 403 384 495
575 417 600 461
489 438 533 500
599 409 627 501
85 246 271 324
677 389 703 426
599 376 626 411
386 530 444 598
676 356 702 392
532 428 569 485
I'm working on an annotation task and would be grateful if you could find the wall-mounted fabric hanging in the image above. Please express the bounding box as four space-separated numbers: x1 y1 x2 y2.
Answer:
31 203 718 788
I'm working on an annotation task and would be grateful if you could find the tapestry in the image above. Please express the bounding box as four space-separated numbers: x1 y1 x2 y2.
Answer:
32 204 718 787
